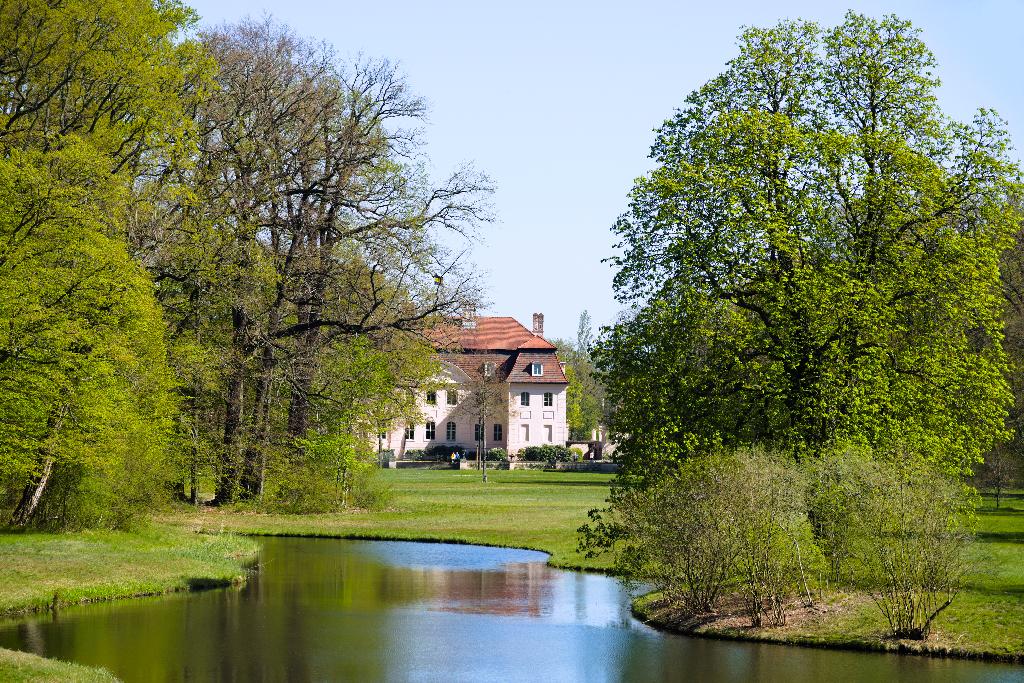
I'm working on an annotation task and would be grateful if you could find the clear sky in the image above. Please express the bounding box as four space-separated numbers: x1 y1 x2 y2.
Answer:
185 0 1024 342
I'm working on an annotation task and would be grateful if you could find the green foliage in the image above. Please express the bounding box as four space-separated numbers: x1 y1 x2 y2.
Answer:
0 0 209 528
485 448 508 462
0 0 209 166
849 458 975 639
0 145 177 528
554 311 606 440
425 445 465 459
731 451 820 627
601 12 1021 481
604 449 820 626
520 445 574 463
805 449 872 584
614 455 743 614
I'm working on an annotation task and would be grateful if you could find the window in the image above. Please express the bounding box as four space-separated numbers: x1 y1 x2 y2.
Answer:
475 423 484 442
544 424 553 442
484 361 495 377
493 423 503 441
520 391 530 406
446 421 457 441
543 392 553 407
405 425 415 440
521 424 530 442
426 391 437 405
447 390 458 405
425 421 436 439
530 362 543 376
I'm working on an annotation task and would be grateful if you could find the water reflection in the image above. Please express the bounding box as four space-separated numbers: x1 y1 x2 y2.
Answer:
0 537 1021 682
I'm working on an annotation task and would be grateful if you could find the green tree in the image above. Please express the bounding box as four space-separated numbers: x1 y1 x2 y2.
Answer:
0 0 207 527
554 311 605 441
141 18 489 503
601 12 1020 481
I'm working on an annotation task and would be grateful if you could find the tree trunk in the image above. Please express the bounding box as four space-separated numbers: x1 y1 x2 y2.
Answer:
11 457 54 526
216 308 249 505
242 344 275 498
216 361 245 505
287 324 319 439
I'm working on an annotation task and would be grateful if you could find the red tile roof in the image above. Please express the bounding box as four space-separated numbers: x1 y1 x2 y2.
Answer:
429 316 568 385
438 352 515 381
432 316 557 352
505 351 568 384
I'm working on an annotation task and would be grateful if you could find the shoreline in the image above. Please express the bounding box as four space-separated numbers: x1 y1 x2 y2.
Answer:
631 593 1024 666
2 524 1021 668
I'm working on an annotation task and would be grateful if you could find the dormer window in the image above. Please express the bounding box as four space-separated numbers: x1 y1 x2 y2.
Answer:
484 361 495 378
530 362 543 376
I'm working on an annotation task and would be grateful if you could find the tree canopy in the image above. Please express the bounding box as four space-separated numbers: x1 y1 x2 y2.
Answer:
0 3 490 526
600 12 1022 481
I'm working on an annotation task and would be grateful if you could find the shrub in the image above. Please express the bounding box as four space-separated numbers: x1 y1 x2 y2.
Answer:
520 445 573 463
732 451 819 627
403 449 428 461
485 448 507 462
806 449 871 585
601 449 820 627
615 455 743 615
425 445 464 460
264 433 378 513
849 459 974 640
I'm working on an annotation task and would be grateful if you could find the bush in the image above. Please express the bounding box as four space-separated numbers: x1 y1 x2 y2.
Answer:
604 449 820 626
349 469 394 510
615 455 742 615
485 448 507 462
732 451 819 627
403 449 429 461
806 449 870 585
425 445 465 460
520 445 573 463
849 459 974 640
264 433 380 513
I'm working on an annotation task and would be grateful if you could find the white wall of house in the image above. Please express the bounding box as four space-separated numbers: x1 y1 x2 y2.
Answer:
506 382 567 454
383 380 568 457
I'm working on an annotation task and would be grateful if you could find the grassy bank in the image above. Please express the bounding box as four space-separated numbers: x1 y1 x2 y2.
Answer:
0 526 258 617
634 492 1024 662
162 469 615 571
0 649 116 683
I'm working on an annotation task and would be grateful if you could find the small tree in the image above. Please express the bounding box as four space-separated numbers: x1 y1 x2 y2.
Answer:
976 447 1021 509
851 459 974 640
459 364 508 482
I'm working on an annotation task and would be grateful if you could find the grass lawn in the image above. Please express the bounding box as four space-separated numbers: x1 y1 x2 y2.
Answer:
160 468 615 571
0 649 115 683
0 526 258 617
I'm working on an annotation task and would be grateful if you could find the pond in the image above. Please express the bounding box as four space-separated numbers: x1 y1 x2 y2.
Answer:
0 537 1020 682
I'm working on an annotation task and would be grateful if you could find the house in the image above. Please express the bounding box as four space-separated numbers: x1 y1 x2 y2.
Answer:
385 313 569 457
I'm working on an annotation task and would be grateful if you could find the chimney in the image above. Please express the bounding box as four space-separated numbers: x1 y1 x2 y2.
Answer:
532 312 544 336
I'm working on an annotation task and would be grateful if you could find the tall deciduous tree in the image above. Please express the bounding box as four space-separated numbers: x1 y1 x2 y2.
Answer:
0 0 206 526
140 18 490 503
601 13 1021 482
